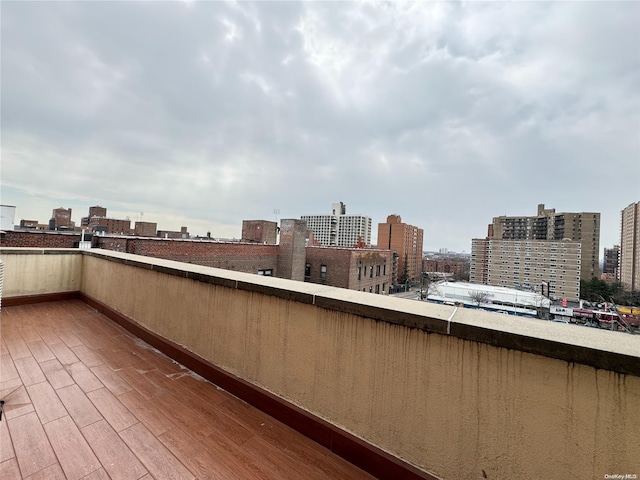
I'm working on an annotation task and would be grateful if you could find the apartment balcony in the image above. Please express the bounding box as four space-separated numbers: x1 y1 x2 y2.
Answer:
1 248 639 480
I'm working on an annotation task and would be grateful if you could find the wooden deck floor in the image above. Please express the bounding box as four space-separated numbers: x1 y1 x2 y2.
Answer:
0 300 375 480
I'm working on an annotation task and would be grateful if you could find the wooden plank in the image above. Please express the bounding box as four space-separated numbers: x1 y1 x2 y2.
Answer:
151 392 216 437
66 362 104 393
24 463 67 480
35 327 63 346
158 426 242 480
57 329 84 348
0 414 15 462
80 468 111 480
1 353 20 381
71 345 104 368
173 373 232 406
27 340 57 363
90 364 133 396
119 422 195 480
87 387 138 432
199 431 274 480
117 389 176 436
81 419 148 480
7 411 57 477
0 458 21 479
40 359 75 390
3 385 34 420
26 382 68 424
0 377 22 398
5 336 32 360
14 356 46 386
240 434 332 480
49 342 80 365
18 324 42 343
56 384 102 429
44 415 101 480
0 339 8 356
116 367 163 399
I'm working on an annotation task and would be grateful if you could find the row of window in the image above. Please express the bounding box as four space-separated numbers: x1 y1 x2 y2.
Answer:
361 283 386 294
357 264 386 280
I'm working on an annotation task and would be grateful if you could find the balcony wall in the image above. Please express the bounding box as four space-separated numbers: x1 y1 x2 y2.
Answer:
2 248 639 480
1 248 82 298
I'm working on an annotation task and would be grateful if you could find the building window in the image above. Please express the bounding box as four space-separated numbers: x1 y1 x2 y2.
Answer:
258 269 273 276
320 265 327 279
375 284 380 294
370 266 373 278
376 265 381 277
382 283 386 293
305 263 311 277
383 263 386 275
357 267 361 280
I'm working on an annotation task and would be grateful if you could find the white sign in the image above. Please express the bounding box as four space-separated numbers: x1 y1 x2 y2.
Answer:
551 306 573 316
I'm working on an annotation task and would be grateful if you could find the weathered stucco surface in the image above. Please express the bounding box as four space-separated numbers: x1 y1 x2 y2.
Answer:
4 248 640 480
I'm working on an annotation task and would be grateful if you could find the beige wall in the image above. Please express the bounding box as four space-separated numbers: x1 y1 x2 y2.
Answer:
4 248 640 480
0 249 82 297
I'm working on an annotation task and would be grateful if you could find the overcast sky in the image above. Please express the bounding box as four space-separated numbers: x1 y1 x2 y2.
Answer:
2 1 639 253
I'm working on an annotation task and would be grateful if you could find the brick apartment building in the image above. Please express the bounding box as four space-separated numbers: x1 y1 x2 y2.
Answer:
377 214 424 284
620 201 640 291
305 247 394 294
489 203 600 281
2 219 393 294
134 221 158 237
52 207 73 228
602 245 620 281
422 259 465 277
242 220 278 244
470 238 582 301
157 227 189 239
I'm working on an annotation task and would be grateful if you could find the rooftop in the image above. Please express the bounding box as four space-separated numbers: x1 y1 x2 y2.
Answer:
0 300 374 479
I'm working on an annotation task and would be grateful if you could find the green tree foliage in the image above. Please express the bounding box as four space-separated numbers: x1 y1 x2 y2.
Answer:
580 278 640 305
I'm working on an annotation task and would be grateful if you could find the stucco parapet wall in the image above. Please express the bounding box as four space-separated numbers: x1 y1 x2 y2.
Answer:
3 248 640 377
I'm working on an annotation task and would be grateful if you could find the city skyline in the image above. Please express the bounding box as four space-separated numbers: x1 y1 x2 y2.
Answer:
2 2 638 253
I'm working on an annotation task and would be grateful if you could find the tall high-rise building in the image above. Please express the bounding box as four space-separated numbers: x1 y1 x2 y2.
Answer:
490 204 600 281
377 214 424 284
470 238 582 301
301 202 372 247
620 201 640 291
603 245 620 280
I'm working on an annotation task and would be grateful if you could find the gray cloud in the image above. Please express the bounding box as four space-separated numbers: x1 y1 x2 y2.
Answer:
2 1 638 251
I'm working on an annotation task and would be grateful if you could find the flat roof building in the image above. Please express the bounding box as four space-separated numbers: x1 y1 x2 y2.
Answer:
377 214 424 284
471 238 581 301
620 201 640 291
301 202 372 247
490 204 600 281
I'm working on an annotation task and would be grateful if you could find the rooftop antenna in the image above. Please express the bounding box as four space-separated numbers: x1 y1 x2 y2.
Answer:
273 208 280 224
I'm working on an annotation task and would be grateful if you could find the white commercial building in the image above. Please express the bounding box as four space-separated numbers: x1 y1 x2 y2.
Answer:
427 281 550 316
301 202 372 247
0 205 16 231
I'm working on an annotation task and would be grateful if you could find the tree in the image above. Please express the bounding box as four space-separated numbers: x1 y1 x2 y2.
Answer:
419 273 442 299
579 277 640 306
468 290 491 306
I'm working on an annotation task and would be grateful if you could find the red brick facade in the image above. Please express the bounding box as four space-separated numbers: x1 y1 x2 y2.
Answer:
2 229 395 293
305 246 394 294
1 230 82 248
96 237 279 274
